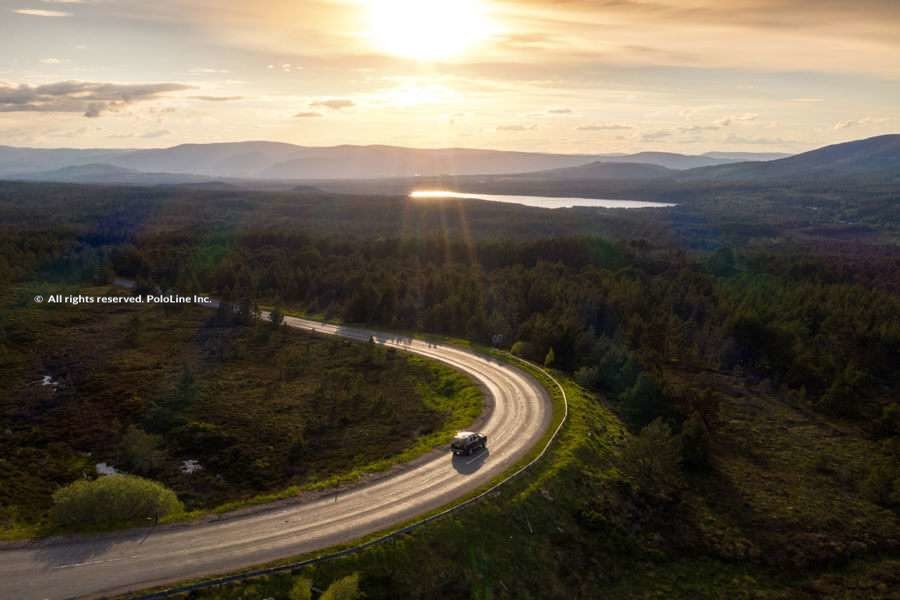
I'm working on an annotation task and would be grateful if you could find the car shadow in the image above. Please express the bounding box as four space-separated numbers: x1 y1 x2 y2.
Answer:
451 447 490 475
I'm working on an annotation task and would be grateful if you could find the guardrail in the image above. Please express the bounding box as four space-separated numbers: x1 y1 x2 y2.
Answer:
136 352 569 600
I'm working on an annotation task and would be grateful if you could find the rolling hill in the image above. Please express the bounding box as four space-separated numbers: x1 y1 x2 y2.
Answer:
511 160 674 180
680 134 900 183
10 163 215 185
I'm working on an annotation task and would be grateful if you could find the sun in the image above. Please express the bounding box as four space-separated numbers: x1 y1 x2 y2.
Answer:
365 0 494 61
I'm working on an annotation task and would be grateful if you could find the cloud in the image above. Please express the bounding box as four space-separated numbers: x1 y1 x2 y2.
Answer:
723 133 792 145
294 111 323 118
547 108 572 114
577 123 632 131
141 129 171 138
497 124 537 132
715 113 759 127
189 95 242 101
39 57 66 64
790 97 824 103
679 125 719 133
499 33 558 49
641 130 672 142
0 80 192 117
309 98 354 110
12 8 71 17
833 116 888 129
189 68 230 74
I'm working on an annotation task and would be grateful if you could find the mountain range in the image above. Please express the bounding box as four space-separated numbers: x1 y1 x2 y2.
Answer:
0 142 786 182
0 135 895 186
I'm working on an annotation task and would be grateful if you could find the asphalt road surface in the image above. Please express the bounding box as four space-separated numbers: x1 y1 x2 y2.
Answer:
0 314 553 600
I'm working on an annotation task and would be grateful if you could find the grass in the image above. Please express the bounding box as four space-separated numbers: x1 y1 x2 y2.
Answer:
0 283 484 539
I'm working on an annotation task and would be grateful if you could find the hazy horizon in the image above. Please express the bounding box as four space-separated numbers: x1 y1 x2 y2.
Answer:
0 137 808 156
2 1 898 154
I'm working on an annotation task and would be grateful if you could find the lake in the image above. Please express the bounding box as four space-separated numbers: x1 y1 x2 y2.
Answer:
409 190 676 210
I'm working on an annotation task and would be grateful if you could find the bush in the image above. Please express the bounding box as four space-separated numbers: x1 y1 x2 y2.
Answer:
860 463 899 507
620 373 666 427
52 475 183 528
289 577 313 600
321 573 362 600
510 340 537 361
618 419 683 500
270 306 284 327
544 347 556 367
574 366 601 389
681 412 711 469
119 425 165 475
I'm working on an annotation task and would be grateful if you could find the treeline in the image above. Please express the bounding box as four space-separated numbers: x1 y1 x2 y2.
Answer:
112 230 900 431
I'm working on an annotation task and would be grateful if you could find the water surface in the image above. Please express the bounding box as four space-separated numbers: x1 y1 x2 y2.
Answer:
410 190 675 210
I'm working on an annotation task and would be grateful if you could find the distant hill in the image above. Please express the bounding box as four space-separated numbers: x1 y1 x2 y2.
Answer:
702 151 791 161
0 146 125 176
255 146 604 180
11 163 217 185
680 134 900 183
0 142 789 182
513 161 673 180
593 152 739 170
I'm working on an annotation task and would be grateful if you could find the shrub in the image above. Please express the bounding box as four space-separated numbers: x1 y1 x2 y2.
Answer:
544 347 556 367
52 475 183 528
119 425 165 475
574 366 601 390
510 340 536 361
288 577 313 600
270 306 284 327
620 373 665 427
321 573 362 600
618 419 683 500
681 412 711 469
860 463 898 507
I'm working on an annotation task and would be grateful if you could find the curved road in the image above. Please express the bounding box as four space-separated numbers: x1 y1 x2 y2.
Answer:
0 315 552 600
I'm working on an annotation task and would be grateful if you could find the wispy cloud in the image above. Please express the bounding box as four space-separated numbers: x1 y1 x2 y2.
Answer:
0 81 191 117
309 99 354 110
13 8 71 17
294 111 323 118
189 67 230 74
679 125 720 133
833 116 888 130
641 130 672 142
723 134 793 145
497 124 537 131
578 124 632 131
190 95 242 102
715 113 759 127
141 129 171 139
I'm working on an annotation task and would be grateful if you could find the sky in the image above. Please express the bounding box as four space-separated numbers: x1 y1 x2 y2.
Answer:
1 0 898 153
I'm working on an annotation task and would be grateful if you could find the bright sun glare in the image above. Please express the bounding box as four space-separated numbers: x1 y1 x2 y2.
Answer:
365 0 493 60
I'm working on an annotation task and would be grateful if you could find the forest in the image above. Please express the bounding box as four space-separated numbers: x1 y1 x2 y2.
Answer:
1 180 898 597
2 180 898 439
